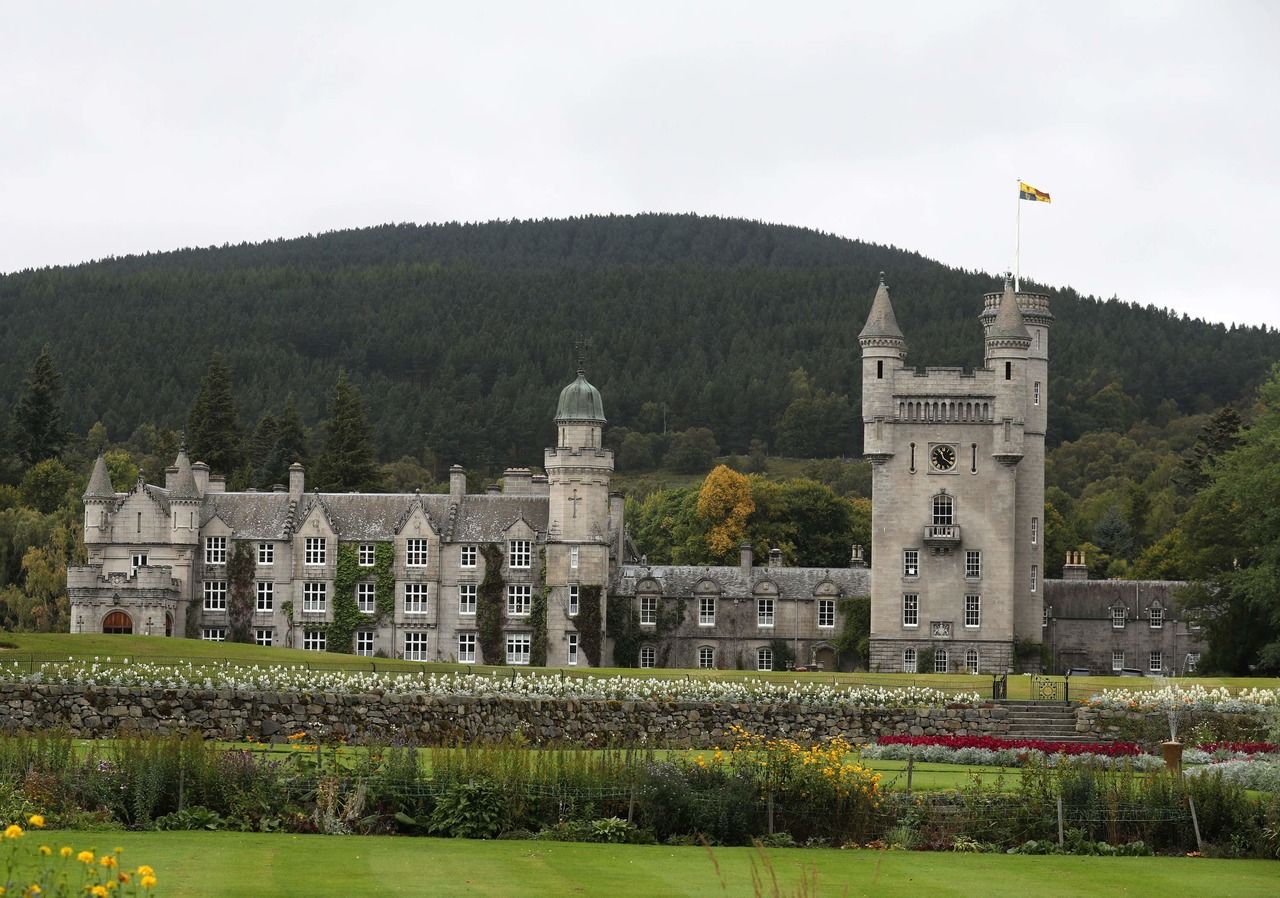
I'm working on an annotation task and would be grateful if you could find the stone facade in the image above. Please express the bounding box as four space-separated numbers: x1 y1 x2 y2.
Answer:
862 276 1050 675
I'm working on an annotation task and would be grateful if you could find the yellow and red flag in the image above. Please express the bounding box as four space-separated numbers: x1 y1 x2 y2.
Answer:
1019 181 1051 203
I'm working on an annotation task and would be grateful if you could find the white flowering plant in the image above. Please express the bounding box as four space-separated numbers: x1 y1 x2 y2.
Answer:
1085 684 1280 715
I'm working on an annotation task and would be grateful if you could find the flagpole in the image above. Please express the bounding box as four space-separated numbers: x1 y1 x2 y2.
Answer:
1015 178 1021 292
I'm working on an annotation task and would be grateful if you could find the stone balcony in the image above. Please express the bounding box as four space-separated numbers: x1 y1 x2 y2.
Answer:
923 524 961 547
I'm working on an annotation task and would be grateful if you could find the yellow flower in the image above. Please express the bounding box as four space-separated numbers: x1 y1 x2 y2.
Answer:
27 815 44 829
3 824 22 839
27 887 42 898
140 875 157 889
39 846 51 856
78 850 96 864
117 873 130 885
90 887 109 898
60 846 72 858
100 854 119 868
136 866 155 878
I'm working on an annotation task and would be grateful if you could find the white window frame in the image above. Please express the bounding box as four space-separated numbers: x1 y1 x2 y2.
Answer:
458 583 477 615
304 537 327 566
131 552 148 575
903 549 919 578
757 597 775 628
931 494 954 526
1030 564 1038 593
508 539 531 569
205 536 227 565
355 630 374 657
404 583 429 615
460 545 477 569
567 633 579 666
358 543 375 567
257 542 274 566
1034 381 1041 406
507 584 531 616
964 594 981 628
817 598 835 629
506 632 532 665
570 546 579 570
303 581 327 613
697 646 714 669
1031 517 1038 546
403 632 429 662
1149 607 1164 629
1043 604 1050 628
640 594 657 626
303 629 326 652
903 647 917 673
253 628 273 647
457 632 477 663
965 648 979 674
201 627 226 642
203 580 227 612
357 582 376 614
757 647 773 671
1149 650 1162 673
964 550 981 580
698 596 716 626
1112 649 1125 672
405 538 429 567
255 581 274 613
638 646 655 669
903 594 919 628
1111 607 1126 629
934 648 949 673
568 585 579 616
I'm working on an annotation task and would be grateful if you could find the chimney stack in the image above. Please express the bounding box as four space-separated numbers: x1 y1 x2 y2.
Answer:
449 465 467 502
289 463 305 499
740 542 753 574
768 547 783 568
207 473 226 494
164 465 179 490
851 544 866 567
1063 550 1089 581
191 462 210 496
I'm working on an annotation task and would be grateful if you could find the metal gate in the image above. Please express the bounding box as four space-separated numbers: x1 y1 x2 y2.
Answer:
1030 674 1069 703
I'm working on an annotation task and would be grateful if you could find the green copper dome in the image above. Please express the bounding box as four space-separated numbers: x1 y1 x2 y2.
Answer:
555 369 606 423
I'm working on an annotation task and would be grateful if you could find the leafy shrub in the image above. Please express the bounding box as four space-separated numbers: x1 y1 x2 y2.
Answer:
153 805 226 831
428 779 504 839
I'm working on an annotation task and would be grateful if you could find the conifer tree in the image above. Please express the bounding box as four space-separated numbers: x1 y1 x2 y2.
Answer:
12 345 66 465
316 372 381 492
245 413 279 487
185 353 242 475
269 395 309 482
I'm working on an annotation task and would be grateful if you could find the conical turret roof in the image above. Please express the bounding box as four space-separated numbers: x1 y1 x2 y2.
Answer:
987 279 1031 343
858 274 905 342
83 454 115 500
169 446 201 500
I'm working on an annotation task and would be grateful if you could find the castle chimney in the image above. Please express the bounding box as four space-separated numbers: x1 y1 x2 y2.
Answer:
164 465 179 490
207 473 226 494
530 474 549 496
502 467 532 494
272 484 286 493
289 463 306 499
851 544 866 567
768 547 783 568
740 543 753 574
449 465 467 502
1063 550 1089 581
191 462 210 496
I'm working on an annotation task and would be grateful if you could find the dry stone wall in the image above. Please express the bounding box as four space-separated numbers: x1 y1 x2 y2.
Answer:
1 684 1014 747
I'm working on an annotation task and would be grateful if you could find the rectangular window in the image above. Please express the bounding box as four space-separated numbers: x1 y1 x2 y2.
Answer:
201 627 227 642
1149 607 1164 629
639 646 656 669
304 537 326 566
570 546 579 569
358 543 375 567
255 581 274 612
131 552 148 575
404 583 429 615
459 583 477 615
506 633 531 665
403 632 429 661
508 539 531 569
253 628 273 647
757 647 773 671
457 632 477 663
965 550 981 579
205 536 227 565
357 582 376 614
640 595 657 625
1030 564 1038 593
964 594 981 628
1149 650 1162 673
903 549 919 578
817 599 835 628
1031 517 1038 546
568 585 579 616
303 582 327 613
203 580 227 611
757 597 775 628
698 596 715 626
567 633 579 666
903 647 917 673
934 650 949 673
460 545 477 568
1034 381 1041 406
1111 607 1126 629
303 630 326 652
698 646 714 669
258 542 274 565
1043 604 1050 627
903 594 919 628
1112 650 1125 671
507 584 531 616
355 630 374 656
405 538 429 566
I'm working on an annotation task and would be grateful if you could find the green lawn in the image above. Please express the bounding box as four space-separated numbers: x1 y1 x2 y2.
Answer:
30 831 1277 897
3 633 1278 702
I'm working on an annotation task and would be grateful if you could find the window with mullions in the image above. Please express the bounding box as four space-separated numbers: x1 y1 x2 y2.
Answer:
357 582 376 614
567 633 579 666
404 632 429 661
355 631 374 656
255 581 274 612
698 646 715 669
258 543 274 565
640 594 657 625
639 646 655 669
931 494 954 526
404 583 429 614
903 594 919 628
303 630 326 652
903 647 917 673
508 540 531 569
699 596 716 626
568 585 579 616
903 549 919 578
303 582 327 613
358 543 375 567
459 584 477 615
460 545 477 568
964 594 981 628
405 538 429 566
965 550 981 579
205 536 227 565
203 580 227 611
934 649 949 673
507 584 531 616
458 632 477 663
757 597 775 628
304 537 327 566
817 599 835 628
757 647 773 671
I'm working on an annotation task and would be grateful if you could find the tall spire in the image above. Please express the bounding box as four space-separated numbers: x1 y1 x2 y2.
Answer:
169 444 200 500
858 272 905 344
987 274 1031 344
83 454 115 500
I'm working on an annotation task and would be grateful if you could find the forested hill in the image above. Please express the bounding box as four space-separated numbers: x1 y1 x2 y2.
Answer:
1 214 1275 470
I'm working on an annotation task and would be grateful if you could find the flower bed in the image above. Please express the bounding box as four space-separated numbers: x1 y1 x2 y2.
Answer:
877 734 1142 756
1085 684 1280 714
0 659 980 709
1197 741 1279 755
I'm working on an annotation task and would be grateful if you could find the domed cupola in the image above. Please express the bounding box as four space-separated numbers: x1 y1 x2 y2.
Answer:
555 367 606 424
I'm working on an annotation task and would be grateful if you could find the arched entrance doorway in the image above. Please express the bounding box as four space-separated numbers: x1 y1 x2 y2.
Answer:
102 610 133 635
165 613 174 637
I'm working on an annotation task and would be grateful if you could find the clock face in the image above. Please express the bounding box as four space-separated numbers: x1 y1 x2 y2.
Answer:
930 444 957 472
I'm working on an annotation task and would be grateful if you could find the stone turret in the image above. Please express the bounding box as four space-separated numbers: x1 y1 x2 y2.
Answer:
859 274 907 460
82 455 116 545
168 447 201 544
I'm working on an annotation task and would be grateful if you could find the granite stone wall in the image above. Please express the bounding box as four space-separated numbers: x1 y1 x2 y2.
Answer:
0 684 1014 748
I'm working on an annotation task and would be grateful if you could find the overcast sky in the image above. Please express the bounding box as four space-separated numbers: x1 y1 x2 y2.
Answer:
3 2 1277 327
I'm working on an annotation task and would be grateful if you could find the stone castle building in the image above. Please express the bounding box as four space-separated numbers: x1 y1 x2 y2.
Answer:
70 280 1205 675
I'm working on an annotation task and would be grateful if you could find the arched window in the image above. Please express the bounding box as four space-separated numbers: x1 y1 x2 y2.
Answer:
934 648 949 673
965 648 979 674
102 610 133 635
639 646 656 669
931 494 954 526
903 647 917 673
757 647 774 671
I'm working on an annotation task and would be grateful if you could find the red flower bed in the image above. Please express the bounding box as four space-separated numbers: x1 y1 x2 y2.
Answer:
1198 741 1280 755
877 734 1142 757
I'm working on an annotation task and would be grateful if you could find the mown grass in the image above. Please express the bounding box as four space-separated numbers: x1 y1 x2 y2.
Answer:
3 633 1277 701
38 831 1280 897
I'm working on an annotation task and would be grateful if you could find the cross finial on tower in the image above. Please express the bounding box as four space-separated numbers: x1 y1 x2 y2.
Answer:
878 271 886 287
573 335 592 376
1003 271 1013 289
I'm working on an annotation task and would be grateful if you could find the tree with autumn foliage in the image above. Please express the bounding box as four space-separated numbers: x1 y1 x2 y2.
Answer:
697 464 755 560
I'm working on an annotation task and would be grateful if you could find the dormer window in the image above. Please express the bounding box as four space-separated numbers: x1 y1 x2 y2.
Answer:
508 540 531 569
1149 606 1164 629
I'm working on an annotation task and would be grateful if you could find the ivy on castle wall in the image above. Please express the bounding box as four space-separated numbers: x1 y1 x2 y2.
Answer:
530 549 548 667
606 594 684 668
227 541 255 644
477 543 506 665
576 585 603 667
833 596 870 669
328 543 362 654
374 542 396 622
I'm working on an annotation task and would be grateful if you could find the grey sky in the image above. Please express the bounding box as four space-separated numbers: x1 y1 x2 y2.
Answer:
3 1 1277 326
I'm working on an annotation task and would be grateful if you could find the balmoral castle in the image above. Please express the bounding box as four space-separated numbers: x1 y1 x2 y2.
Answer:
69 281 1206 675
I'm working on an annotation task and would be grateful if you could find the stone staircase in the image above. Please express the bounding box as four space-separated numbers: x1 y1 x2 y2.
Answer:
998 701 1090 743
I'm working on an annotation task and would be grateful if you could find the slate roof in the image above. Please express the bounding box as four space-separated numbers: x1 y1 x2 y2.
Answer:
1044 579 1189 619
616 563 869 599
987 282 1031 342
169 449 200 500
857 276 905 342
83 455 116 500
200 493 298 540
452 495 549 542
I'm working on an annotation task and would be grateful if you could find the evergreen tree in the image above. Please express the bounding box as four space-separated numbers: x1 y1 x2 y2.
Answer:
1174 406 1244 496
269 396 309 483
316 372 381 492
245 413 279 487
12 345 66 465
185 353 242 475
